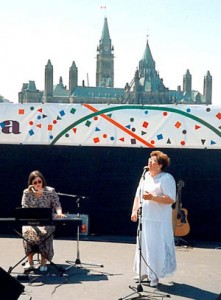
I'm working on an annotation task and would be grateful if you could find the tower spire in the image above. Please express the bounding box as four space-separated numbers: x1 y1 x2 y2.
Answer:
203 70 212 104
43 59 53 103
96 17 114 87
138 37 165 93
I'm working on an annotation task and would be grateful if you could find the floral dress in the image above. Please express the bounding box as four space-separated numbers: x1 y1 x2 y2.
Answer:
21 186 61 261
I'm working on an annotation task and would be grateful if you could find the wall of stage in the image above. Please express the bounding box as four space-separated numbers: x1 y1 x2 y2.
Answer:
0 144 220 243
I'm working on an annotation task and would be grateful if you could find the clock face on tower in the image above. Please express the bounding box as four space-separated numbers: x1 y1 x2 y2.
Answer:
104 46 109 52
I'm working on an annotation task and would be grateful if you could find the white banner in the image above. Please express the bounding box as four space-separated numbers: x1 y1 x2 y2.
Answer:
1 103 221 149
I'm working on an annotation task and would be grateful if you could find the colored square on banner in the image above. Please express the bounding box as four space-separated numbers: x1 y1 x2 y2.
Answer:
216 112 221 120
29 129 34 136
18 109 25 115
131 139 137 144
60 110 65 117
93 137 100 143
157 134 163 140
175 121 181 128
70 108 76 114
48 125 53 131
85 120 91 127
142 121 149 128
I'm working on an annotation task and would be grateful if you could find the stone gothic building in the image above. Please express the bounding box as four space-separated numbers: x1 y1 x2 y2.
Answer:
18 18 212 105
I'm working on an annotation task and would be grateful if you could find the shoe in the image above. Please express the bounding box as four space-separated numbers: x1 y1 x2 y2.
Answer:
150 278 159 287
133 274 148 281
39 265 48 272
23 262 34 271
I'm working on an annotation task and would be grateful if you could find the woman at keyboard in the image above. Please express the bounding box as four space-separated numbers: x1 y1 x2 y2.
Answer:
21 170 65 272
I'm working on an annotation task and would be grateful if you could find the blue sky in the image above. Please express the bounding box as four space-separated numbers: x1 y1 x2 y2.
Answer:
1 0 221 104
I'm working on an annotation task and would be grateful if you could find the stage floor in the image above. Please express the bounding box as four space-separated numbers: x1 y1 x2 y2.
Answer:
0 235 220 300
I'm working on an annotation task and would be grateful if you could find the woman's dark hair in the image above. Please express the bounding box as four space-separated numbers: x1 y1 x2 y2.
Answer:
28 170 46 187
150 150 170 171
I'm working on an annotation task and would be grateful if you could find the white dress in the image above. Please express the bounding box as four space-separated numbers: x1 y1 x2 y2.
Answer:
133 171 177 281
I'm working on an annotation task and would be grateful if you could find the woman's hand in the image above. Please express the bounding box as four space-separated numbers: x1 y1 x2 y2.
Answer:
28 185 43 196
55 209 66 218
131 211 138 222
143 191 153 201
28 185 35 193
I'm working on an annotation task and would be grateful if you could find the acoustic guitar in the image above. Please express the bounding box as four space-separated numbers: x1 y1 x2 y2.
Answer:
172 179 190 237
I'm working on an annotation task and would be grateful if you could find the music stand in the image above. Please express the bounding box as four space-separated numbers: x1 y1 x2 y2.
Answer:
57 192 104 270
8 207 64 275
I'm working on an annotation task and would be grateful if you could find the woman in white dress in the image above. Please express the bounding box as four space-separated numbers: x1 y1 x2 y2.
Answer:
131 150 176 287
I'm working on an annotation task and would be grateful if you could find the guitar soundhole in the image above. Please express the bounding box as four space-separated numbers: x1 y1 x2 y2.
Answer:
177 210 187 223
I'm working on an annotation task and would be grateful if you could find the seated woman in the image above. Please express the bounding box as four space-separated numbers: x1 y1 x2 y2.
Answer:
21 170 65 272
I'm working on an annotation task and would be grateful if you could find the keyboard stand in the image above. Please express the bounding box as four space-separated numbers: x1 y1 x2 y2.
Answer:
8 226 64 276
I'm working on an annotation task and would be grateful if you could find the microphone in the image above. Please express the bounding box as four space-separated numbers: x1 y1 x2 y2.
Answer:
29 185 36 193
142 166 148 179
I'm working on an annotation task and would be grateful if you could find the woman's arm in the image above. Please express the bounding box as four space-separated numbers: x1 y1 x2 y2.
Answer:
131 196 140 222
143 192 174 204
21 190 30 207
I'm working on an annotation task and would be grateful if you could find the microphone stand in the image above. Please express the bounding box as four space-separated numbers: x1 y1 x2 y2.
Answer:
57 192 104 271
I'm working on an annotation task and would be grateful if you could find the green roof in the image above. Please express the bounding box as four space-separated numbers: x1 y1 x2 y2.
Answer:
72 86 125 99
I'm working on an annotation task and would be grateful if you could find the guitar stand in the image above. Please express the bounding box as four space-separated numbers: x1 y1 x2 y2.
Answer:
57 193 104 271
8 227 64 276
174 236 189 247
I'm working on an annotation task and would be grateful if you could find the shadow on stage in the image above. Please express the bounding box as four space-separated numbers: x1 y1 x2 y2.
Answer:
12 263 115 286
158 281 218 300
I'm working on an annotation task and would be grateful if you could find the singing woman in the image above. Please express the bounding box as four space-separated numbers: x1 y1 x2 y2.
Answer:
131 150 177 287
